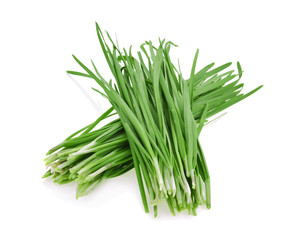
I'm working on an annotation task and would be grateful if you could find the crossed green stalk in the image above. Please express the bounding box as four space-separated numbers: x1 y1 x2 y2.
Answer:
43 23 262 216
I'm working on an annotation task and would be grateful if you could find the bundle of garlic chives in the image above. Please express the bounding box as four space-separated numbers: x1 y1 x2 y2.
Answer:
43 22 262 215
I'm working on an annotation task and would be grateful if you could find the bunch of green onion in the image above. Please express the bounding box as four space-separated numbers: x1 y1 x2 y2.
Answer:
43 23 262 216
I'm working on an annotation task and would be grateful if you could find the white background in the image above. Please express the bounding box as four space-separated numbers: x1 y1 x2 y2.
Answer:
1 0 303 239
